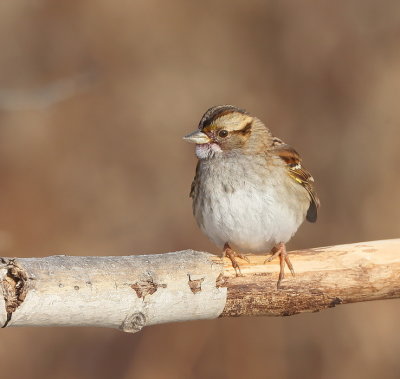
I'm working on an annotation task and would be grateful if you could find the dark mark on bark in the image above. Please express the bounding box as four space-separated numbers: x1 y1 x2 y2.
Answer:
188 275 204 294
222 183 235 194
216 273 226 288
74 286 80 290
131 279 166 299
310 289 324 295
1 259 28 328
254 272 275 278
328 297 343 308
387 288 400 297
281 310 299 316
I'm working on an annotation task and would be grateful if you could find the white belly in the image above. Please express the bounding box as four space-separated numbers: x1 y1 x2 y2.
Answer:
197 179 307 254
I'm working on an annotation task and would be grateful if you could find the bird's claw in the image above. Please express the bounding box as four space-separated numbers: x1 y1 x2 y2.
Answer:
264 243 295 289
222 243 249 277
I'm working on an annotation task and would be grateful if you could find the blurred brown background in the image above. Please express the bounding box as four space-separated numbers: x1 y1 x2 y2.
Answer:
0 1 399 378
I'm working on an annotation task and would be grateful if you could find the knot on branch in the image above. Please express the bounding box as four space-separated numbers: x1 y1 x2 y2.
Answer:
120 312 146 333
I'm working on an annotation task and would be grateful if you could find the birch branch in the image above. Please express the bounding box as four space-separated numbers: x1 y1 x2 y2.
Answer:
1 239 399 333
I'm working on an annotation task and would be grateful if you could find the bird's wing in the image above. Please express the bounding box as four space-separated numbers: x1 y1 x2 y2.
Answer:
271 137 320 222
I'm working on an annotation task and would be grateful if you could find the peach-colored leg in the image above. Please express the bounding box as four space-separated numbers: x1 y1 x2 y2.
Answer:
222 242 250 277
264 242 295 289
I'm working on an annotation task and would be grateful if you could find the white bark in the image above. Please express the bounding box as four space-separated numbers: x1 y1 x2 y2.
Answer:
0 251 226 333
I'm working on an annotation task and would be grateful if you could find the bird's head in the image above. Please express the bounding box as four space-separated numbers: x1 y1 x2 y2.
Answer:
184 105 269 160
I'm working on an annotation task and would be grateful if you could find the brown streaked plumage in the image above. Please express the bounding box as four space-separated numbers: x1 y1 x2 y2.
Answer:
184 105 320 288
271 139 319 222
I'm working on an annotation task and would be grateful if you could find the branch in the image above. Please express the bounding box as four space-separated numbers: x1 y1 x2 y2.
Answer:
1 239 399 333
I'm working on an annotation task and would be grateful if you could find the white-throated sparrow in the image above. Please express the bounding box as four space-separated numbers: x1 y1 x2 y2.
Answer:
184 105 320 288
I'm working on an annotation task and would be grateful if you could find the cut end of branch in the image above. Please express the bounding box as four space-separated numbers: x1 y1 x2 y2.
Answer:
0 258 28 327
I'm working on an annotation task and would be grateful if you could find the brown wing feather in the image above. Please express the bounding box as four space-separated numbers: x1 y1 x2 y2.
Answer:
271 138 320 222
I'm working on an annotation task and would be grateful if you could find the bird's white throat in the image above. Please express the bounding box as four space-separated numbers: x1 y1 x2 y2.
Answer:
195 143 222 159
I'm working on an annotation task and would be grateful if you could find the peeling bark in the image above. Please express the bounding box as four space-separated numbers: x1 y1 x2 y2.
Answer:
131 279 167 299
188 275 205 294
217 240 400 317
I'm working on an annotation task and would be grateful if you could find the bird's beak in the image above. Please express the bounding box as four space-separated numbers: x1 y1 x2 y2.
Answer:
183 130 211 144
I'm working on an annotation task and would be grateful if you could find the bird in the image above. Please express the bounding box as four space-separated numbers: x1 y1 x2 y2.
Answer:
183 105 320 289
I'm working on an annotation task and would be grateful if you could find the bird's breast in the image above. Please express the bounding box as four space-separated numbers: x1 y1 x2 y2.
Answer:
192 155 308 253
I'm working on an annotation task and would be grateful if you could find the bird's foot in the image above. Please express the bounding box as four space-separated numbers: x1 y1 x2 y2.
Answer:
264 242 295 289
222 243 250 277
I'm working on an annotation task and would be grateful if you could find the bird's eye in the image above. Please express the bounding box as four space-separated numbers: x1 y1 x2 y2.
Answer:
218 130 229 138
